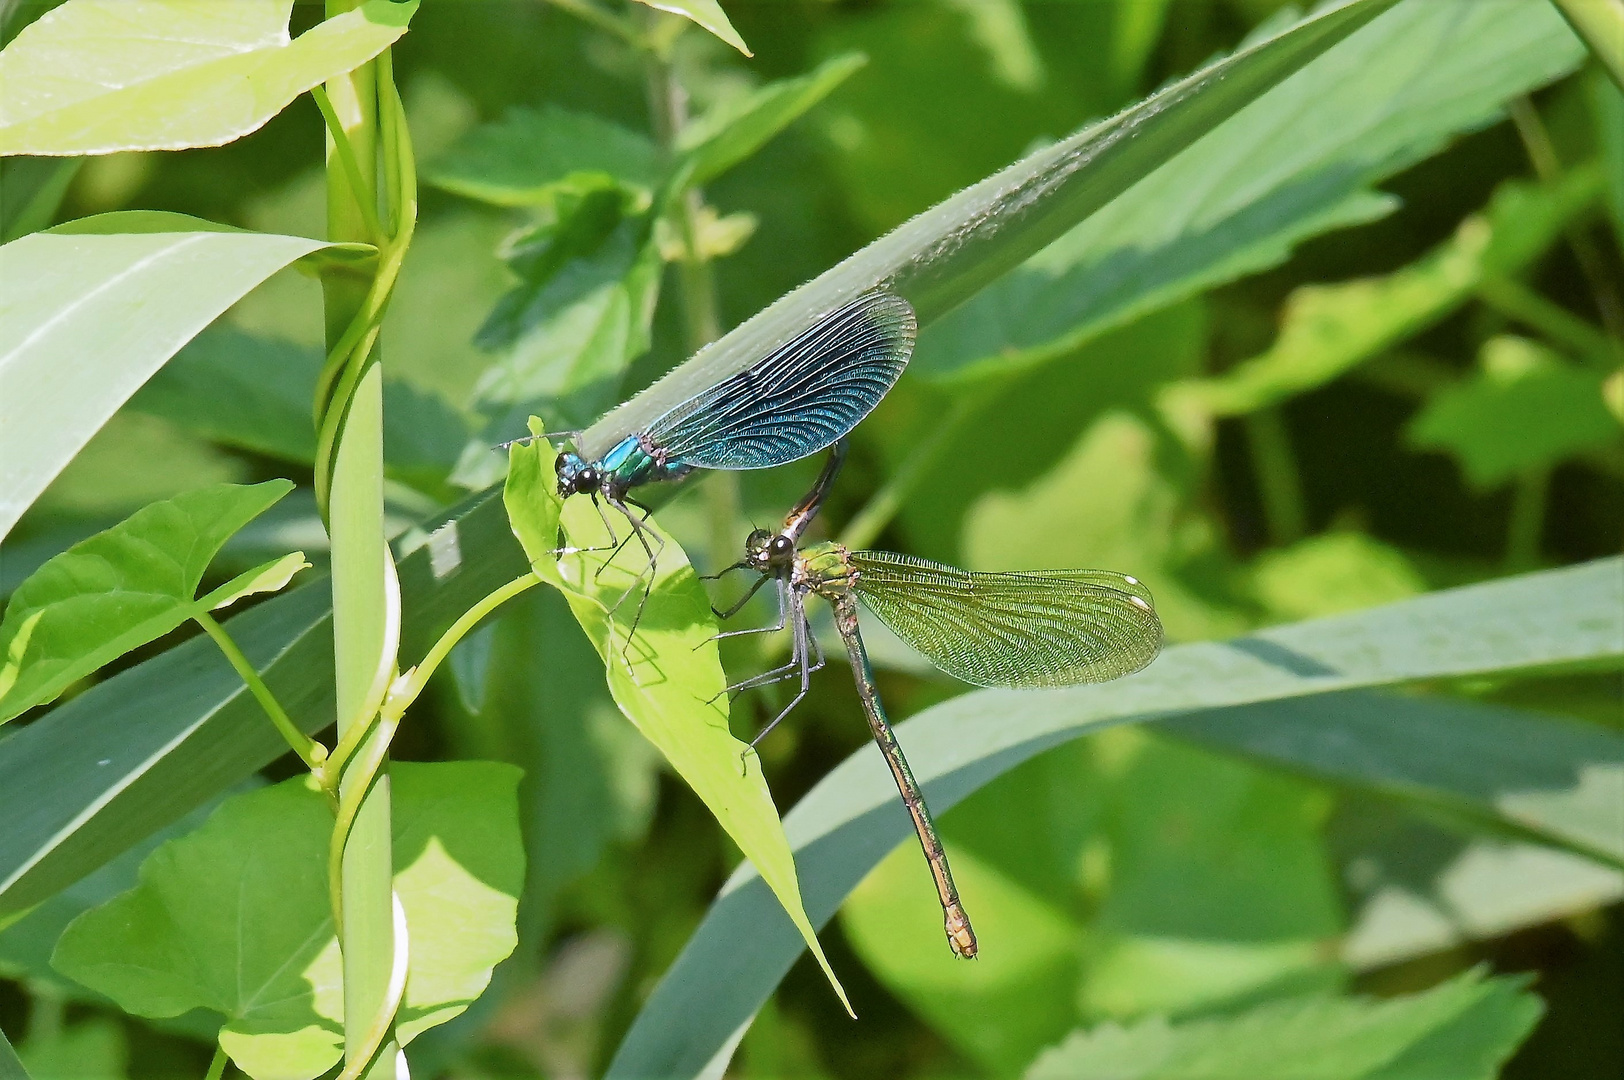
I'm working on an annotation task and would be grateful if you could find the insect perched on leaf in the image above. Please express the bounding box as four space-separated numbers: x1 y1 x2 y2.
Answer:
710 445 1162 957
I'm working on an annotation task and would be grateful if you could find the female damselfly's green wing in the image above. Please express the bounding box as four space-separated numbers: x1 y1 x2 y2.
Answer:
848 551 1162 688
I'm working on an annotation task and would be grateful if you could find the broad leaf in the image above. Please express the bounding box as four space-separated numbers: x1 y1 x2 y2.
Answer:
1406 336 1621 488
502 422 849 1012
579 0 1401 460
0 485 529 923
633 0 749 57
0 480 297 723
677 52 866 186
0 213 361 539
0 0 416 155
605 558 1623 1078
913 0 1586 382
52 762 522 1080
1025 967 1539 1080
1173 169 1601 416
427 105 661 209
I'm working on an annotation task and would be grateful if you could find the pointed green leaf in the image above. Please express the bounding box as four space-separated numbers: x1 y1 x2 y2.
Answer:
502 421 850 1014
51 762 521 1080
427 105 661 208
0 214 360 538
1025 968 1540 1080
0 480 295 724
633 0 749 57
677 53 866 186
0 0 417 155
200 552 311 613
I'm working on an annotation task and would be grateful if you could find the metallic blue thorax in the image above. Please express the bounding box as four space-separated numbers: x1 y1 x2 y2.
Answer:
599 435 691 491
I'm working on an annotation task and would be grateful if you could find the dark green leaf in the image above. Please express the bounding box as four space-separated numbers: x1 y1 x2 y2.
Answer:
0 480 297 723
427 106 661 208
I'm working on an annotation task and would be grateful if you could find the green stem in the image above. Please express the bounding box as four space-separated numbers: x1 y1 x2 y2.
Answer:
1244 406 1307 546
386 572 540 729
1550 0 1624 94
1477 277 1623 369
311 86 385 246
203 1044 229 1080
1506 467 1550 570
839 395 986 551
193 610 325 772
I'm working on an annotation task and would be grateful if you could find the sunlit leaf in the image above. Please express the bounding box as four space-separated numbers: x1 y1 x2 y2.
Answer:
1249 533 1426 622
913 0 1586 382
502 421 850 1014
51 762 522 1080
633 0 750 57
1025 967 1539 1080
677 52 866 186
0 480 297 724
0 0 416 155
0 212 361 539
427 105 661 209
1406 336 1621 488
1172 169 1601 417
607 558 1623 1078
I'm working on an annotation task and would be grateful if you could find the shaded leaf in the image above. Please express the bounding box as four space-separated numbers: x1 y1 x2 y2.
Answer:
427 105 661 209
51 762 522 1080
1175 169 1600 416
502 421 850 1013
677 52 866 186
0 0 416 155
15 1018 123 1080
606 558 1623 1079
1025 967 1539 1080
633 0 749 57
0 213 356 538
1406 336 1620 488
0 480 296 724
913 0 1586 382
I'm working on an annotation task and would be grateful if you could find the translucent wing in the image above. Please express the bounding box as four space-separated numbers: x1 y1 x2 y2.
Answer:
647 292 915 470
849 551 1163 688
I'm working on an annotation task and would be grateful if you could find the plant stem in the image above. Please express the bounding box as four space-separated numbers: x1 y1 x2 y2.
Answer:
388 572 540 720
322 7 398 1075
193 610 325 771
1244 406 1307 546
203 1044 229 1080
1478 276 1623 370
311 86 385 246
1550 0 1624 94
1506 467 1550 570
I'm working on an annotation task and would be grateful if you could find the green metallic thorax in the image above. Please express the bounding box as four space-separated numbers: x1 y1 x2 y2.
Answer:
793 541 857 598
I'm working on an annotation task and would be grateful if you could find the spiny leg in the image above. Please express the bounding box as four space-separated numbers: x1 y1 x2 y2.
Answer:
747 600 825 752
605 495 664 664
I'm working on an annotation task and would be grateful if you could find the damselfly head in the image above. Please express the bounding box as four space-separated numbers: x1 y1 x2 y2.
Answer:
743 528 795 572
555 451 601 497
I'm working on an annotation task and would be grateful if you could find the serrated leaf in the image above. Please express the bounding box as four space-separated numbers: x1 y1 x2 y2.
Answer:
1025 967 1540 1080
427 105 661 209
51 762 521 1080
0 480 296 724
677 52 866 186
1406 336 1621 488
1174 169 1601 417
0 213 361 539
913 0 1586 382
0 0 416 155
502 421 850 1015
634 0 749 57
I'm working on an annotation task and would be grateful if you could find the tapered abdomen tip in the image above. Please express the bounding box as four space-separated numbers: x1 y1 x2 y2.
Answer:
946 905 978 959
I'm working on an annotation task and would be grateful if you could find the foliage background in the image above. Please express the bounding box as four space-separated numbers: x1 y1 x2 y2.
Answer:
0 0 1619 1077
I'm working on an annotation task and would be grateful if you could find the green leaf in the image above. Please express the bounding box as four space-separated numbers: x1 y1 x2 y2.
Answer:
912 0 1587 382
200 552 311 612
1174 169 1601 417
0 214 357 539
580 0 1402 461
0 484 530 924
15 1018 123 1080
1024 967 1540 1080
633 0 750 57
1249 533 1427 623
51 762 522 1080
427 105 661 209
0 0 416 155
0 1024 31 1080
502 422 851 1015
605 558 1623 1078
1406 336 1621 489
677 53 866 186
0 480 296 724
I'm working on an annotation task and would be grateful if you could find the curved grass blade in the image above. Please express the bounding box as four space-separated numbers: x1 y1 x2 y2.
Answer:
579 0 1400 460
649 292 915 470
606 558 1624 1079
850 551 1162 688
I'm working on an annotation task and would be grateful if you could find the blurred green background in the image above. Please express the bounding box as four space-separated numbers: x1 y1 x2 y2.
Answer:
0 1 1620 1077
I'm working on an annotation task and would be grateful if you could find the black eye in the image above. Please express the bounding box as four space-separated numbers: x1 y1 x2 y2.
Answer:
771 536 793 556
576 467 601 492
554 453 569 474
